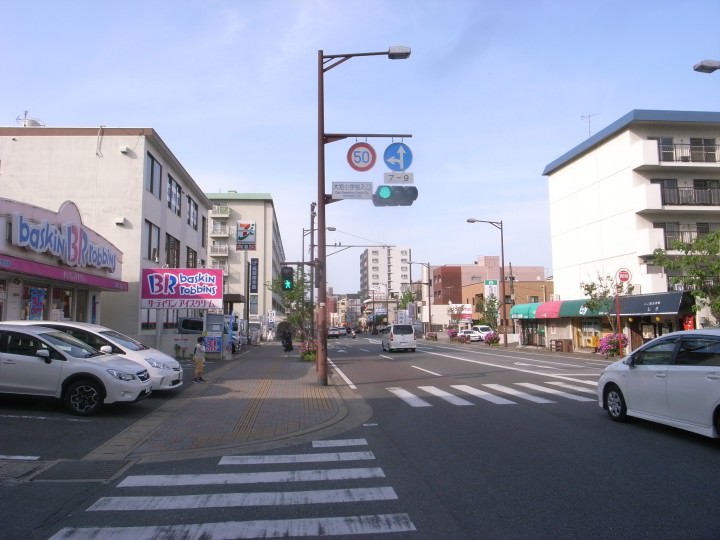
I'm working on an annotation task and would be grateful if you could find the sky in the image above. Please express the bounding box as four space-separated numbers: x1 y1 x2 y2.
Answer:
3 0 720 293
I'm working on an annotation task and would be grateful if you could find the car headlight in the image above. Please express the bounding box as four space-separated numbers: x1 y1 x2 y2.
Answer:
106 369 137 381
145 358 172 370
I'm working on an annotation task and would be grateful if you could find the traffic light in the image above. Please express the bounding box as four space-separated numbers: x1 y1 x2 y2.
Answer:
280 266 294 291
372 185 418 206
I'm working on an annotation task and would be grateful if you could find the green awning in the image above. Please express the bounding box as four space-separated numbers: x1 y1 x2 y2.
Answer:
510 302 540 319
558 299 606 317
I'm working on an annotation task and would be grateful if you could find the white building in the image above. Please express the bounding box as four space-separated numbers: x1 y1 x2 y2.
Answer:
205 192 286 339
543 109 720 303
0 126 211 353
360 246 411 297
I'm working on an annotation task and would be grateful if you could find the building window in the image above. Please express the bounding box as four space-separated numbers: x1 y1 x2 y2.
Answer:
186 247 197 268
201 216 207 247
690 138 717 163
187 195 198 230
166 234 180 268
145 152 162 199
167 176 181 216
145 220 161 262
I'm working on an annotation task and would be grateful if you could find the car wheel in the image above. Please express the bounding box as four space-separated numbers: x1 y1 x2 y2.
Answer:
63 379 103 416
604 384 628 422
714 407 720 437
410 348 416 352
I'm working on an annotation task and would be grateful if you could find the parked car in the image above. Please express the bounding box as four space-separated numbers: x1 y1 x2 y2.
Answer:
0 324 152 415
597 329 720 438
459 329 482 342
381 324 417 352
472 325 494 341
4 321 183 391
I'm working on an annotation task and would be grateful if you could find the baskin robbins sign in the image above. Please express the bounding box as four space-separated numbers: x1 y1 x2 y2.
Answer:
141 268 223 309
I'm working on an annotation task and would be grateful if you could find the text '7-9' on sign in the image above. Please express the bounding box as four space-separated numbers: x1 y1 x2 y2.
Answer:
331 182 373 199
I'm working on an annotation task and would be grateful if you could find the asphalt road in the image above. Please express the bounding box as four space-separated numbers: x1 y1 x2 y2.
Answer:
3 337 720 539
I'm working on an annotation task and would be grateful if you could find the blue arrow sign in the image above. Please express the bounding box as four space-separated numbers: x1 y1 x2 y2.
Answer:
384 142 413 172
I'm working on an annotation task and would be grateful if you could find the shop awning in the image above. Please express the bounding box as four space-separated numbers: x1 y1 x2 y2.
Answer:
558 299 606 317
510 302 540 319
618 291 693 316
535 301 562 318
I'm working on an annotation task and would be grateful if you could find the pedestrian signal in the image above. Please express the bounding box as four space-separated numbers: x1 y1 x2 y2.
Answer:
280 267 294 291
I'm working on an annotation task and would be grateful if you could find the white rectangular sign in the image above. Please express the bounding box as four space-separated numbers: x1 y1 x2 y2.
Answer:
384 172 414 184
332 182 373 199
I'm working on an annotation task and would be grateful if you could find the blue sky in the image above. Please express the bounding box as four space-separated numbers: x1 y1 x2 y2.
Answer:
3 0 720 292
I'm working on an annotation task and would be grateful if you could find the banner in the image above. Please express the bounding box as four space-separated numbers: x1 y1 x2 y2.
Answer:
140 268 223 309
236 221 256 251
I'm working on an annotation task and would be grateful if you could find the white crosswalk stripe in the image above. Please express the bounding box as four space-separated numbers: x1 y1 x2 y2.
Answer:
48 439 416 539
388 380 599 407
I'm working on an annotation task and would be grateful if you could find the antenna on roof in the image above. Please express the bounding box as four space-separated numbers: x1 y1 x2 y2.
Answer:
16 110 45 127
581 113 599 137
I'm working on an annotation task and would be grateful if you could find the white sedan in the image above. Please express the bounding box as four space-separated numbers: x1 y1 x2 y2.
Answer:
598 329 720 438
458 329 482 342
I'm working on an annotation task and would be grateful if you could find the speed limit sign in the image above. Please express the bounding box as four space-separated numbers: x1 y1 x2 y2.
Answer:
347 142 376 172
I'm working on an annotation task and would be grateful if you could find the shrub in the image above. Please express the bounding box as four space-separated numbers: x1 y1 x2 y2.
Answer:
598 333 628 357
484 331 500 345
300 341 317 362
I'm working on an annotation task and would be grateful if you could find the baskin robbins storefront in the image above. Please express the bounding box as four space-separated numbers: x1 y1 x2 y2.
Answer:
0 198 127 322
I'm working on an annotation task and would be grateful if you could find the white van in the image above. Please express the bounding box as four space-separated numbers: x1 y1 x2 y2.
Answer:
381 324 417 352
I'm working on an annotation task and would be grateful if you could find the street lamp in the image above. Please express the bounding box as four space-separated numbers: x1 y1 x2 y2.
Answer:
693 59 720 73
409 261 432 333
317 46 411 386
466 218 508 347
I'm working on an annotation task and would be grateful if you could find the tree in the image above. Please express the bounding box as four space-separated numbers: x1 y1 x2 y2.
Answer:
652 230 720 321
268 268 313 340
580 273 634 332
483 295 500 329
397 290 415 310
447 303 465 328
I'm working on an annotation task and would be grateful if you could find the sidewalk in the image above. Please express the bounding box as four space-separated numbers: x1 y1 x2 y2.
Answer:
0 342 372 482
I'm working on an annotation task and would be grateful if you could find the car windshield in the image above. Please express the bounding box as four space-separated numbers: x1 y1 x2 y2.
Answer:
477 326 492 332
99 330 149 351
393 325 414 335
41 331 104 358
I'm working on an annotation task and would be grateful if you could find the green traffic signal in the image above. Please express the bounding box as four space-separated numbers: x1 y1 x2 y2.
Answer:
372 185 418 206
280 267 294 291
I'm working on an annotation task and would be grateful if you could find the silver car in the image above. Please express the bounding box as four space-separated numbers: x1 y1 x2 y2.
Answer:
598 329 720 438
381 324 417 352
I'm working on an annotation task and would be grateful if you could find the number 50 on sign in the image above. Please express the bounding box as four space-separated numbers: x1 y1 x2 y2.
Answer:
347 142 377 172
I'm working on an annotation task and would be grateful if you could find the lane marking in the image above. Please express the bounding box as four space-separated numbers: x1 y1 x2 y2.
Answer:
219 451 375 465
451 384 516 405
0 454 40 460
516 382 596 402
88 486 399 511
386 387 432 407
312 438 367 448
117 467 386 487
546 381 597 393
418 386 474 406
482 383 555 404
411 365 442 376
328 357 356 389
49 513 416 539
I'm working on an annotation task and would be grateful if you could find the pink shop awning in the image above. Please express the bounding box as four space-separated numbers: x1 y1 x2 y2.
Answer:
535 301 562 318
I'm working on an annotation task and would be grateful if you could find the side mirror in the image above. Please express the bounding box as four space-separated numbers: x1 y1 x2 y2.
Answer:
99 345 113 354
36 349 52 364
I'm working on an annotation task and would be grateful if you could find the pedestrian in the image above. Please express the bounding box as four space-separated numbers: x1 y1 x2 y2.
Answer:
591 332 600 354
192 336 206 382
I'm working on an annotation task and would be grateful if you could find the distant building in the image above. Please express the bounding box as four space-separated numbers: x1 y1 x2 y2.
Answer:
204 192 286 339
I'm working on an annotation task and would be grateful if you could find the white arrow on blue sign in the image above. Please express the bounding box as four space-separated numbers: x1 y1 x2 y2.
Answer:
384 142 413 172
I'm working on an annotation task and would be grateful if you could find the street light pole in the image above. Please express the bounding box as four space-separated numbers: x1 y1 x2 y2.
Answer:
316 46 411 386
466 218 507 347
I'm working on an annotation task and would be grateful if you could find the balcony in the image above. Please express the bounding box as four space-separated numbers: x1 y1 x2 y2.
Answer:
209 245 229 257
659 143 719 164
660 187 720 206
210 205 230 218
210 225 230 237
209 263 229 275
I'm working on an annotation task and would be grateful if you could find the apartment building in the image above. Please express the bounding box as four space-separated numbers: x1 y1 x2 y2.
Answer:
543 109 720 303
359 246 412 297
0 126 210 354
205 192 286 339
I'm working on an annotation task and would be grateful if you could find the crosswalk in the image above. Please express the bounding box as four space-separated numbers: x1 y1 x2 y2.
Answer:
48 438 416 539
387 380 597 407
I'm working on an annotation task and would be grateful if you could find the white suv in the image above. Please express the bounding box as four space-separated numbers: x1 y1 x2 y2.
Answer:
0 324 152 415
5 321 183 390
381 324 417 352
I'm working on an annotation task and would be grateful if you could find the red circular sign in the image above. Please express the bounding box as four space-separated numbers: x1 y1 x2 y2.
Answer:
347 142 376 172
617 268 631 283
